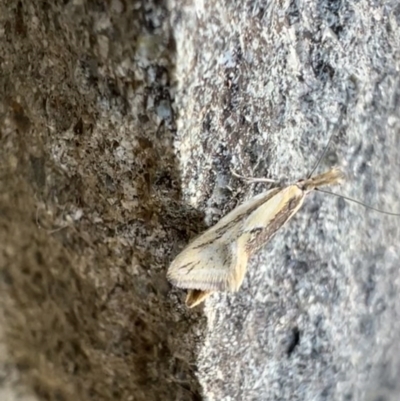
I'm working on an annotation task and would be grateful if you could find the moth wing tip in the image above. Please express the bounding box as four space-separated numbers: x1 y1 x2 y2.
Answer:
185 289 213 307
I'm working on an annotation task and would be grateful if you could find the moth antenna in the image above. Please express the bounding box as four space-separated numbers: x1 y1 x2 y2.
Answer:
316 188 400 216
307 128 337 179
230 168 277 184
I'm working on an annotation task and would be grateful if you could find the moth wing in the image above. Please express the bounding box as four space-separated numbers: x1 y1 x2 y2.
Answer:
167 238 248 292
240 185 305 235
185 290 213 308
168 188 282 294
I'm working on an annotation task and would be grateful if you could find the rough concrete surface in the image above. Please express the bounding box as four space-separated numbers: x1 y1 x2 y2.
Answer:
0 1 399 401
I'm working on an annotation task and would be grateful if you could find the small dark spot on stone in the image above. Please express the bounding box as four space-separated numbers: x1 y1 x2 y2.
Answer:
286 327 300 356
373 298 386 315
137 136 153 150
134 316 148 331
288 259 309 274
337 195 346 212
286 0 300 25
73 118 84 135
344 392 353 400
202 112 212 132
321 385 332 397
359 315 375 337
32 271 43 286
0 268 13 285
30 155 46 189
105 174 115 192
16 360 31 372
15 2 26 37
139 113 150 124
11 100 31 132
35 250 45 265
54 390 66 401
192 391 203 401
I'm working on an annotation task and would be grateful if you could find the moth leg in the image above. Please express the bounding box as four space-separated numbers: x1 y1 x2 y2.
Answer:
230 168 277 184
186 290 213 308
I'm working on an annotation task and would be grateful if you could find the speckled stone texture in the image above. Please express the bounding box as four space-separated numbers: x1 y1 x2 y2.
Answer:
0 1 400 401
170 1 400 400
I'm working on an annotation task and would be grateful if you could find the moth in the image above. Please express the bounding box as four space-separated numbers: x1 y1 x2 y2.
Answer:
167 167 347 307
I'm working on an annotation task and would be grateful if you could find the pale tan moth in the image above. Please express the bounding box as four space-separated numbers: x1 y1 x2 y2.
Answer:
167 137 399 308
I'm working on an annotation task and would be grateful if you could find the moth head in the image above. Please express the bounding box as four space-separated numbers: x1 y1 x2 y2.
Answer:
297 167 345 192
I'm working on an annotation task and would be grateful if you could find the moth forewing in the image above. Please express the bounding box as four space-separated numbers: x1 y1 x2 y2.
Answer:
167 167 344 307
239 185 305 249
